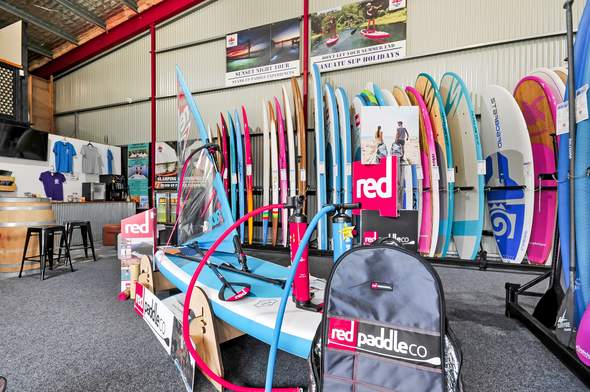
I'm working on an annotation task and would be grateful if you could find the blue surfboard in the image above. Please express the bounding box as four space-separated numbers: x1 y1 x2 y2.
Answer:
336 87 353 209
312 64 328 250
227 112 238 220
325 82 342 206
233 110 246 242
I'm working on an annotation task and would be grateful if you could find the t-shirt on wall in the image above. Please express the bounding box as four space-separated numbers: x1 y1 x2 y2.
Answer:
81 144 103 174
39 171 66 201
53 141 76 173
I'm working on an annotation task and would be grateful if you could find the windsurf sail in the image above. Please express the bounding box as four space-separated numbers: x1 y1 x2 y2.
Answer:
175 66 237 253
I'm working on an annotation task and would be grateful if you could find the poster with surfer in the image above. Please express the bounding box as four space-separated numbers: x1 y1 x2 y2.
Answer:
225 18 300 87
360 106 419 166
311 0 407 72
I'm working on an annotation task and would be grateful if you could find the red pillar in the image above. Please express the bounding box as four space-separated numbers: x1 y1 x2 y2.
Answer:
302 0 310 121
150 23 156 210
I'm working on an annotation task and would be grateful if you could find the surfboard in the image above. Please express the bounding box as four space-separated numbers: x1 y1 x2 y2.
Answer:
227 112 238 220
233 110 246 242
416 73 455 257
336 87 353 208
274 97 289 247
480 85 534 264
514 76 558 265
220 113 230 195
312 63 328 250
215 124 224 179
440 72 485 260
241 106 254 245
406 86 440 257
360 29 390 40
531 68 566 101
261 102 271 245
291 78 307 210
268 102 280 246
351 95 364 163
553 67 568 85
360 89 379 106
366 82 386 106
282 86 297 202
325 82 342 209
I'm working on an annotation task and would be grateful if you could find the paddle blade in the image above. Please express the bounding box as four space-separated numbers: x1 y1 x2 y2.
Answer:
555 287 576 348
576 308 590 365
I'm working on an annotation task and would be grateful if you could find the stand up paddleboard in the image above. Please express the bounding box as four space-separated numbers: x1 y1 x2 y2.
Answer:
407 86 440 257
553 67 568 85
291 78 307 211
416 73 455 258
282 86 297 201
336 87 353 207
326 36 339 46
220 114 230 195
312 63 328 250
360 29 390 40
227 112 238 220
274 97 289 247
325 82 342 208
261 102 271 245
480 85 534 264
233 110 246 242
531 68 566 101
514 76 558 265
215 124 224 185
268 102 280 246
241 106 254 244
440 72 485 260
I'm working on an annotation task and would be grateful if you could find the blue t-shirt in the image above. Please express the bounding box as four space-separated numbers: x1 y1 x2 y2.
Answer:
39 171 66 201
107 149 113 175
53 141 77 173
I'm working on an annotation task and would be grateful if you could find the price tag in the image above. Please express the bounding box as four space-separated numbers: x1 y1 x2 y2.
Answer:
477 160 487 176
447 168 456 183
556 101 569 135
318 162 325 173
246 164 252 176
576 84 589 123
416 166 424 180
431 166 440 181
231 173 238 184
223 168 228 179
300 169 306 181
345 163 352 176
280 169 287 178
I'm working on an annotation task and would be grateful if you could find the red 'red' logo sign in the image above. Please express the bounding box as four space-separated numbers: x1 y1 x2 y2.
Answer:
121 209 155 239
353 155 398 217
134 282 145 317
327 318 358 352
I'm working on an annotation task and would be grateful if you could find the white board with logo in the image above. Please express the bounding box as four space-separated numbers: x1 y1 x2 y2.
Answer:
134 283 175 355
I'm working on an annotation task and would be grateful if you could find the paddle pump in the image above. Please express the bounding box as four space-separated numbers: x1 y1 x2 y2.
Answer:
331 203 360 260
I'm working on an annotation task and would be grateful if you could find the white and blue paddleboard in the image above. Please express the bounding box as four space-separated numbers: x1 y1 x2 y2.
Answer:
227 112 238 220
312 63 328 250
261 102 271 245
440 72 485 260
233 110 246 242
336 87 353 207
325 82 342 207
480 85 534 264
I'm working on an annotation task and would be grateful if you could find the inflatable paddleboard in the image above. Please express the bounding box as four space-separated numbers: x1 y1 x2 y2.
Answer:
351 95 364 163
227 113 238 220
407 86 440 257
274 97 289 247
282 86 297 201
326 36 339 46
440 72 485 260
416 73 454 257
360 29 390 40
325 82 342 207
233 110 246 242
480 85 534 264
336 87 353 207
242 106 254 244
220 114 230 195
268 102 280 246
291 78 307 210
261 102 271 245
514 76 558 265
312 63 328 250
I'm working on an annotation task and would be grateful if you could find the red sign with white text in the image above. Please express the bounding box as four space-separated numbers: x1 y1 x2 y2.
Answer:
121 208 156 239
134 282 145 317
353 155 398 217
327 318 358 352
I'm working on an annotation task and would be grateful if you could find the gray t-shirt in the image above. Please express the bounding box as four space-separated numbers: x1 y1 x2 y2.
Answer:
81 144 102 174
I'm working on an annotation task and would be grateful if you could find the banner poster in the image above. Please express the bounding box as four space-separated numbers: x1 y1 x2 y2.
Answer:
225 17 301 87
311 0 407 72
128 143 150 209
155 141 179 190
119 209 155 291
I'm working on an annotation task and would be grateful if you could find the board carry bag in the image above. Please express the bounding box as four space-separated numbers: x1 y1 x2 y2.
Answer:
309 244 463 392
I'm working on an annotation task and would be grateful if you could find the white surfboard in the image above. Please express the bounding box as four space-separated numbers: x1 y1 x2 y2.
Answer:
269 103 280 245
531 67 566 102
261 101 271 244
480 85 534 263
282 86 297 199
336 87 353 206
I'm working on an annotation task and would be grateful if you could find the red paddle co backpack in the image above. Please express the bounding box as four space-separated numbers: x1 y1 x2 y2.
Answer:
311 245 464 392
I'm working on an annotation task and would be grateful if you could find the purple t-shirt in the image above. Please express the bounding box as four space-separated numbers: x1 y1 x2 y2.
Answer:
39 171 66 201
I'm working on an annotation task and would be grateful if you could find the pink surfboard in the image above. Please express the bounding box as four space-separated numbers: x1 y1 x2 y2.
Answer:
274 97 289 247
242 106 254 245
513 76 558 264
406 87 439 256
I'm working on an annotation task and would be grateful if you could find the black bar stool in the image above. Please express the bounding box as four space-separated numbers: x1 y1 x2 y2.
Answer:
19 225 73 281
61 221 96 261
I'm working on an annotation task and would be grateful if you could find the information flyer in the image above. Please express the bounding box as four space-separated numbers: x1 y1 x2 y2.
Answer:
311 0 407 72
225 17 300 87
127 143 149 209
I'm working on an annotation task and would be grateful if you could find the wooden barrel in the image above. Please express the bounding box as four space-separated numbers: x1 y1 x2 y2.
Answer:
0 197 55 278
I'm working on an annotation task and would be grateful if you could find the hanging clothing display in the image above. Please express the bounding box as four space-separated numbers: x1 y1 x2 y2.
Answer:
81 144 103 174
39 171 66 201
53 141 77 173
107 149 114 175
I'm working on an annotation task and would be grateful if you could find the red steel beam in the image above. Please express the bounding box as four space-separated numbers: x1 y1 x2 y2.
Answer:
302 0 309 120
33 0 207 78
150 23 156 209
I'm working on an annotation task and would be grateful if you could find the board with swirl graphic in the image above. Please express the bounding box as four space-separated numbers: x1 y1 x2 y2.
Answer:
480 85 534 264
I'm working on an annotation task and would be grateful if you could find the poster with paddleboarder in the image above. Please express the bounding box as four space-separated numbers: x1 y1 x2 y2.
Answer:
311 0 407 72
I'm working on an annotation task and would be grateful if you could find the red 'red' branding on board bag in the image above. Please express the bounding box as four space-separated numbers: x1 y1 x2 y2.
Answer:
327 318 358 352
134 282 145 317
121 209 155 239
353 155 398 217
